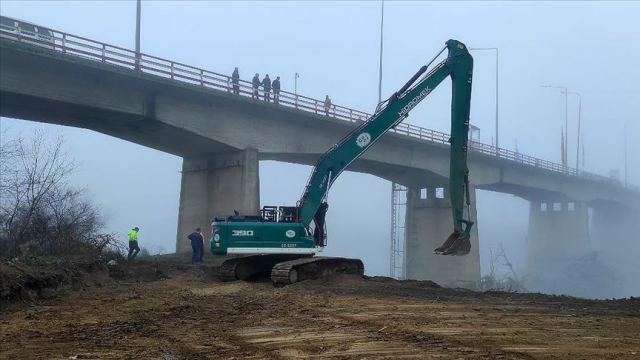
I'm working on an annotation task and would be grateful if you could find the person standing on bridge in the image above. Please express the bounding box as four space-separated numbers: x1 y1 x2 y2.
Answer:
272 76 281 104
188 228 204 264
324 95 332 116
231 67 240 94
262 74 272 102
127 227 140 261
252 73 260 99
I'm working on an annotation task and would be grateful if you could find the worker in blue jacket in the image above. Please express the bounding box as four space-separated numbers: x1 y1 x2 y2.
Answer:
188 228 204 263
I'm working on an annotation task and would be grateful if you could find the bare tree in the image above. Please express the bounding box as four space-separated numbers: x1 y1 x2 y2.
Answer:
37 185 108 255
0 127 124 258
0 127 79 255
0 125 20 194
496 242 520 287
484 242 525 292
0 124 22 255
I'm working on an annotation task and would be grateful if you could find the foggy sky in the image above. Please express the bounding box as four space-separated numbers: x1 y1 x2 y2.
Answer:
1 1 638 295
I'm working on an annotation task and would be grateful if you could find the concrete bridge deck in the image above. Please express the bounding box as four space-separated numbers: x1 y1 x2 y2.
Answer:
1 36 637 205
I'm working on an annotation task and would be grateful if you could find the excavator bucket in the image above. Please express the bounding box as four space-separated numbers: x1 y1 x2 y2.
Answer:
434 230 471 256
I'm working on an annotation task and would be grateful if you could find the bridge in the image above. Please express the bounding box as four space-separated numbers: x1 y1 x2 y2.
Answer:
1 18 639 285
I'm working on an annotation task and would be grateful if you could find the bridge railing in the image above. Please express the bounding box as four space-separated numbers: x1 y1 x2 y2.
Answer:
1 17 637 192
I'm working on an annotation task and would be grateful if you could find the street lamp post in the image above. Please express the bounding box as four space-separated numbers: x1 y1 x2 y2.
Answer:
469 47 499 148
135 0 141 71
543 85 568 166
563 91 582 171
378 0 384 103
610 119 628 186
624 122 628 185
294 72 299 106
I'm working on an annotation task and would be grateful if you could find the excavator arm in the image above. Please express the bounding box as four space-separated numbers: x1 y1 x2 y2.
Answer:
297 39 475 256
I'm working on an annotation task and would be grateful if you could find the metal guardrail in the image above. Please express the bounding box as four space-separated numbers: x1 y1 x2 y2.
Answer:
0 16 636 192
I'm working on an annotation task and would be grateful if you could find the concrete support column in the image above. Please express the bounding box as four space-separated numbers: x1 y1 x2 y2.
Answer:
590 203 640 253
526 200 589 272
175 148 260 253
403 185 481 286
589 203 640 296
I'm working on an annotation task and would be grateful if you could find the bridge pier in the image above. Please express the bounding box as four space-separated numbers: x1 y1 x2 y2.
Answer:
175 148 260 253
403 186 481 286
590 202 640 253
525 200 589 272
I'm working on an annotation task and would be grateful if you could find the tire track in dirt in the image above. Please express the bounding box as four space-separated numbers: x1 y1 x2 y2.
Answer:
188 282 428 358
315 301 536 360
214 285 491 359
319 296 638 360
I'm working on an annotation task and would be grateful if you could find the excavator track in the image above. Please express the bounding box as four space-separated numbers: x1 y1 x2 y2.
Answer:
219 254 310 282
219 257 249 282
271 256 365 287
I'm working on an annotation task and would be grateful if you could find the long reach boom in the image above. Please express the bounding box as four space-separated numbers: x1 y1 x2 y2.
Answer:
297 39 475 256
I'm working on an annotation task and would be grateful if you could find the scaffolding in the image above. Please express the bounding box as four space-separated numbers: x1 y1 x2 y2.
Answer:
389 182 408 279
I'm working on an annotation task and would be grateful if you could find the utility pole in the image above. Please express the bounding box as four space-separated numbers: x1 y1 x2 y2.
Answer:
564 91 567 165
625 122 628 185
135 0 141 71
378 0 384 103
378 0 393 277
563 91 582 171
582 133 585 170
495 48 499 149
608 119 628 186
564 91 567 166
294 72 299 106
543 85 569 166
469 47 499 148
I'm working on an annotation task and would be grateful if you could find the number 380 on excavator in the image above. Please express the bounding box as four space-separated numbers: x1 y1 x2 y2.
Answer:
211 39 475 286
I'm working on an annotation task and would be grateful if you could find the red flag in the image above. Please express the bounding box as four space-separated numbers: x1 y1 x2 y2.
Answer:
560 127 565 167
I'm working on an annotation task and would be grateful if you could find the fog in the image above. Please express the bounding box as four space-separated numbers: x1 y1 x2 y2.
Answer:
1 1 638 299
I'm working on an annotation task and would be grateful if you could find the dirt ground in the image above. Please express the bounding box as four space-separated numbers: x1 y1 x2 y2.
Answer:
1 256 639 360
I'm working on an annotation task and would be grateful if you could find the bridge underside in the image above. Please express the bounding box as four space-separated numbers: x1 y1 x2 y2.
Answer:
261 153 450 189
0 90 237 159
476 182 572 203
261 152 582 203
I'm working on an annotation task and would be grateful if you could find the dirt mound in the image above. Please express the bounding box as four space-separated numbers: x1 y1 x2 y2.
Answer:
108 258 221 282
107 261 169 282
281 273 451 302
297 273 367 286
1 256 222 305
0 256 111 303
287 273 442 290
365 275 442 288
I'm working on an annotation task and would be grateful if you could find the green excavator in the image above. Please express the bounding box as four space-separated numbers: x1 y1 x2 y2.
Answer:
211 39 475 285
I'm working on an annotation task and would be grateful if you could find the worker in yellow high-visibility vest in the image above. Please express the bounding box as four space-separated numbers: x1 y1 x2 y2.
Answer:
127 227 140 261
